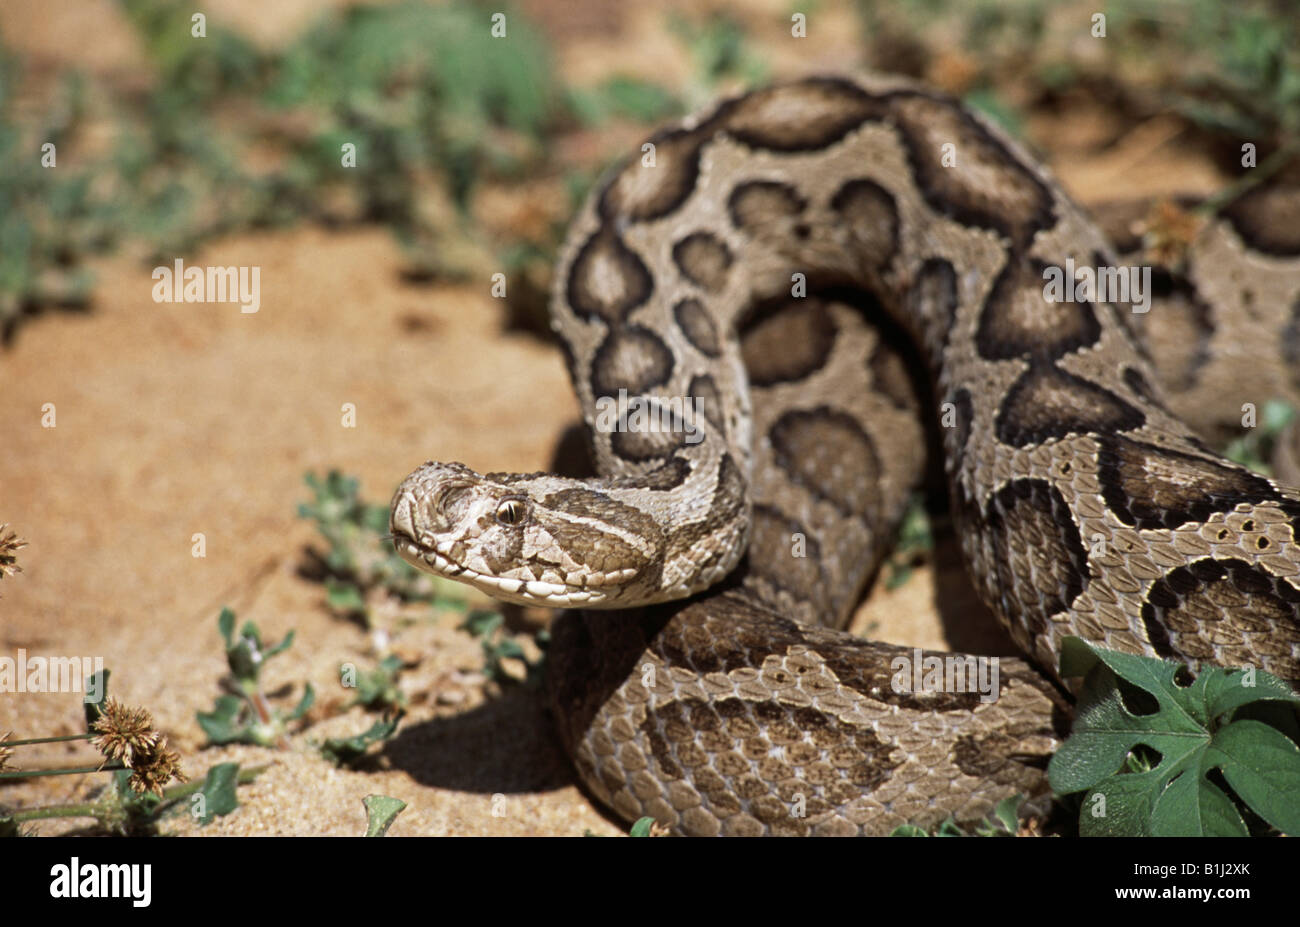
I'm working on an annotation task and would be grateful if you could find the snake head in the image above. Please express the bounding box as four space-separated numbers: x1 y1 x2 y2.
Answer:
389 461 662 608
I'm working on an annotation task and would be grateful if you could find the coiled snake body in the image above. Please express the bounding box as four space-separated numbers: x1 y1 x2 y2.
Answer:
390 75 1300 835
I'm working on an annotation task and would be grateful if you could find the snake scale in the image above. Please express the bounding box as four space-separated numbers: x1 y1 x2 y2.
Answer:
390 74 1300 835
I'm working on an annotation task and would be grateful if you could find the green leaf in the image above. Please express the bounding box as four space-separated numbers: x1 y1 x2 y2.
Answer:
196 694 249 745
83 668 110 730
628 817 656 837
326 581 366 612
1052 637 1300 836
1203 666 1300 720
1078 775 1155 837
318 713 403 766
889 824 929 837
264 629 296 659
568 77 681 125
1262 398 1295 433
0 816 27 837
1205 720 1300 834
286 683 316 722
460 609 503 638
363 795 407 836
350 656 407 711
196 762 241 825
963 88 1024 138
493 639 525 660
935 817 964 836
1149 769 1247 837
218 607 236 648
883 563 914 591
893 494 934 553
992 794 1022 834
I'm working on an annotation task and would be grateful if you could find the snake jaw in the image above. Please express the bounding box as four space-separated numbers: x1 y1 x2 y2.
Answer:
389 530 615 608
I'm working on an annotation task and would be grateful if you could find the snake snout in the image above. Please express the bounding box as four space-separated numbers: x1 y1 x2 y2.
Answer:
389 491 418 541
390 463 481 545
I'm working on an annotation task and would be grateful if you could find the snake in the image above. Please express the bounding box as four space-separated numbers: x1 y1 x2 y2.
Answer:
388 74 1300 835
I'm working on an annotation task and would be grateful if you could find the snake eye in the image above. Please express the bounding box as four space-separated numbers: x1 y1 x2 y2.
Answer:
495 498 528 527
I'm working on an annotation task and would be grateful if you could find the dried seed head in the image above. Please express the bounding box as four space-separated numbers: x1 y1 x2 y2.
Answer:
90 699 187 796
0 525 26 582
128 743 187 797
1142 199 1204 268
91 698 161 763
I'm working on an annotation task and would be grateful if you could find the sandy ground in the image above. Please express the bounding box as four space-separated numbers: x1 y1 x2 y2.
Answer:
0 0 1228 836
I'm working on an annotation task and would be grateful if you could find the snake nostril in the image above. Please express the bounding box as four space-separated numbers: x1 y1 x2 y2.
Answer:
419 491 445 531
425 483 471 531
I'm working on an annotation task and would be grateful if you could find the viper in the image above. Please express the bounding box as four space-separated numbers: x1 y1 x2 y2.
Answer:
389 75 1300 835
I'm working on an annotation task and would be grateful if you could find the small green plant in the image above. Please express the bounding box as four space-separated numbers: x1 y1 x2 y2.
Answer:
298 471 398 565
362 794 407 836
343 654 408 712
667 11 770 99
266 0 562 272
960 87 1024 138
0 669 251 835
2 762 255 837
0 670 181 797
317 713 403 767
1224 399 1296 477
1 0 568 338
195 607 314 749
189 762 243 826
1169 10 1300 143
298 470 474 625
883 494 936 590
119 0 263 104
584 815 665 837
628 816 662 837
459 608 544 685
889 794 1025 836
1049 637 1300 836
0 60 112 334
300 470 542 695
566 76 684 127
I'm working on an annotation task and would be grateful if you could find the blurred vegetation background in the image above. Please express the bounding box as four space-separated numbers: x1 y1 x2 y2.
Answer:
1 0 1298 340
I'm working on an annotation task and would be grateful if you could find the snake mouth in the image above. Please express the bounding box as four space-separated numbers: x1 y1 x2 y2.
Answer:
388 528 612 609
389 530 467 578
